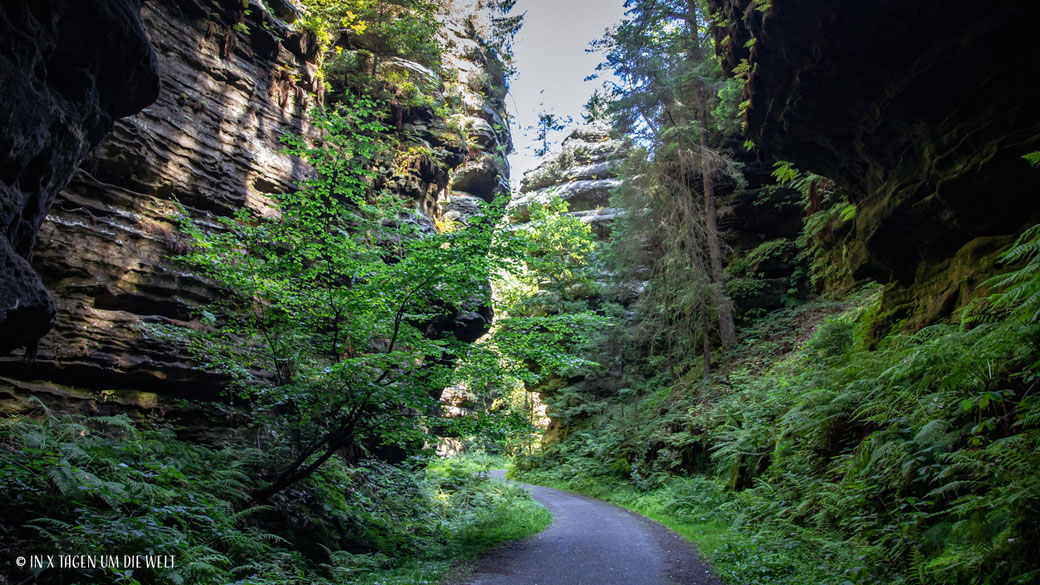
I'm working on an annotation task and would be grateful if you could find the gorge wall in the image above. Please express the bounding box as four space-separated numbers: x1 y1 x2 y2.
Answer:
506 124 627 445
0 0 511 413
708 0 1040 326
510 123 626 239
0 0 159 354
511 124 805 318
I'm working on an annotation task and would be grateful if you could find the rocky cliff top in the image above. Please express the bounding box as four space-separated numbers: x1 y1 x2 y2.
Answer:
508 123 627 237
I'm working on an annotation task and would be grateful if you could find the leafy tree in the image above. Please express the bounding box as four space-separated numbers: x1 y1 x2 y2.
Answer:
298 0 370 48
582 88 613 124
299 0 443 70
427 198 606 456
363 0 443 72
485 197 608 446
168 93 594 498
476 0 525 73
174 103 456 496
507 197 601 299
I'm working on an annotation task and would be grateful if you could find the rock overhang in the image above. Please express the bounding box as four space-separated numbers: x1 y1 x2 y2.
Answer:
708 0 1040 319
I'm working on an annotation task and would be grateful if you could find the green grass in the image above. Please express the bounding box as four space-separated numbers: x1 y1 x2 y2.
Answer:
364 454 550 585
427 452 512 477
347 473 551 585
512 471 843 585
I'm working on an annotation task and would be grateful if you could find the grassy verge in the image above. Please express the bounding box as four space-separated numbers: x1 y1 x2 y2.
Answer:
511 470 844 585
349 462 551 585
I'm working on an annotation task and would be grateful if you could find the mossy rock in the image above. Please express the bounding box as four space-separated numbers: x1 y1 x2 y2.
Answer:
727 276 792 318
860 234 1013 345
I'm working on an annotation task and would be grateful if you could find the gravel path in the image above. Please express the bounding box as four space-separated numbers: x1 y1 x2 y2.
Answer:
456 471 723 585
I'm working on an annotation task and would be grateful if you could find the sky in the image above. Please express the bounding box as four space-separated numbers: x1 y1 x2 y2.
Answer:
504 0 628 188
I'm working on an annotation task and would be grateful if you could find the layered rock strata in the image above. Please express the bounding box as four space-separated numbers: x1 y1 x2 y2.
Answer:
0 0 512 411
511 125 804 317
514 125 810 444
2 0 321 400
0 0 160 353
505 124 628 446
509 124 626 239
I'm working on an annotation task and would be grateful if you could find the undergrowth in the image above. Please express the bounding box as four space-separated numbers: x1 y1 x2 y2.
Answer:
0 410 548 585
516 257 1040 584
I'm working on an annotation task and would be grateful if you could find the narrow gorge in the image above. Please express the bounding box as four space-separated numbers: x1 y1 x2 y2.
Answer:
2 1 1039 584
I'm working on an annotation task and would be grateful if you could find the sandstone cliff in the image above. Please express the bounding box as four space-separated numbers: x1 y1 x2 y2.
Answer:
509 123 626 240
708 0 1040 326
0 0 159 354
511 124 805 317
504 124 627 446
0 0 511 412
512 124 808 444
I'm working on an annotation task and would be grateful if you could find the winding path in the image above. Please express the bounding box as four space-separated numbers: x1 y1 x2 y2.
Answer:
459 471 722 585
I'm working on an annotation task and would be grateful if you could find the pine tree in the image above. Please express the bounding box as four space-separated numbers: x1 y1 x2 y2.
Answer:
596 0 738 373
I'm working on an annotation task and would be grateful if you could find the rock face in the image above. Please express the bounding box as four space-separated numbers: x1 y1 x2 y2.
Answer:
717 146 806 318
708 0 1040 324
511 125 804 318
509 124 626 238
506 124 628 446
1 0 321 398
437 12 513 227
0 0 160 354
0 0 511 406
518 125 811 445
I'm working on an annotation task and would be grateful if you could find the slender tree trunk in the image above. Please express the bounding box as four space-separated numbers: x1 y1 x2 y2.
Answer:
702 301 712 379
688 1 737 347
371 1 386 77
697 104 737 347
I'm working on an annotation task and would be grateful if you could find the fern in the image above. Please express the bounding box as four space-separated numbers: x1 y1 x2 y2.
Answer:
964 161 1040 325
989 223 1040 322
516 279 1040 585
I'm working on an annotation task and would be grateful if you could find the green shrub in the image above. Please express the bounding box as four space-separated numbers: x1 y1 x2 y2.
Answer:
0 411 548 585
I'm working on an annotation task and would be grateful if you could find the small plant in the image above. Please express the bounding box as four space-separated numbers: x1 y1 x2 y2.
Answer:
745 238 796 268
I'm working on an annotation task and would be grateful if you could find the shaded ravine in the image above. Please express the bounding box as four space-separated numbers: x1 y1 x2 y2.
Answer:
458 471 722 585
